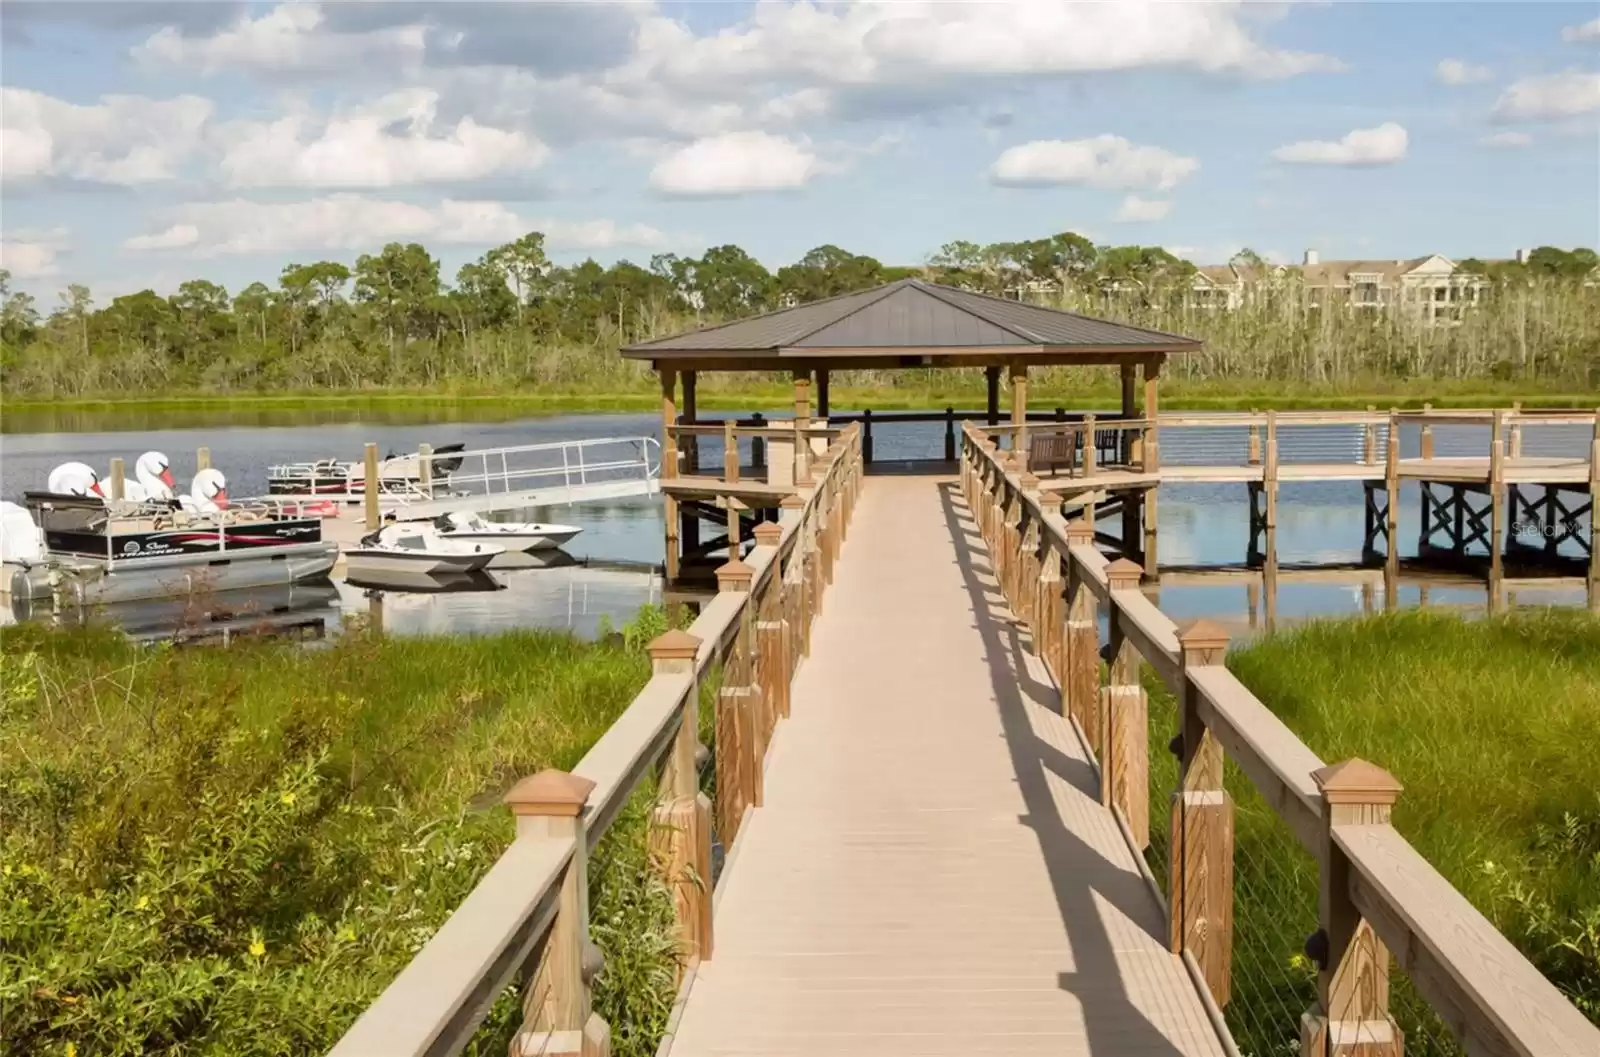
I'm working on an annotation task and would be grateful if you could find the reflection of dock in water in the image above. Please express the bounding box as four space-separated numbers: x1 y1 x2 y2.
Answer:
9 581 342 645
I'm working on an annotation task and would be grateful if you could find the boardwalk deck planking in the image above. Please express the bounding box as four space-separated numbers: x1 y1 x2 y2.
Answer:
666 477 1228 1057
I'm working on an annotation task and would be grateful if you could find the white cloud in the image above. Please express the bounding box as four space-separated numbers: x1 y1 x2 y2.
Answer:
133 3 426 77
1271 122 1408 166
1561 18 1600 43
0 87 212 184
649 132 821 197
990 135 1199 191
1435 59 1490 86
1490 72 1600 123
121 196 673 257
0 227 70 279
123 225 201 251
217 89 547 189
1480 131 1534 149
1113 195 1173 223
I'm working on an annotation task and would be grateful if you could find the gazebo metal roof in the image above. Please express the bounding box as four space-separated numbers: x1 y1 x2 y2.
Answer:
622 278 1200 366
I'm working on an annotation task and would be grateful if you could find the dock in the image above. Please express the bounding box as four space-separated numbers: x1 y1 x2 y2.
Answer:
328 421 1599 1057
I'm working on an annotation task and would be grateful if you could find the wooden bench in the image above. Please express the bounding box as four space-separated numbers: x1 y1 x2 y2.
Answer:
1030 429 1081 475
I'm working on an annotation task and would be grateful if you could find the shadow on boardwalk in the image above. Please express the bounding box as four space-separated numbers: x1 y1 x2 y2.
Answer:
936 479 1213 1057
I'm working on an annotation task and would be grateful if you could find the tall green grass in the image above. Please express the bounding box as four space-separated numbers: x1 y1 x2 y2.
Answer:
1144 610 1600 1057
0 618 679 1057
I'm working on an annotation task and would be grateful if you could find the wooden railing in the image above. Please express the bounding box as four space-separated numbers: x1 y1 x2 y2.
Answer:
329 425 863 1057
960 423 1600 1057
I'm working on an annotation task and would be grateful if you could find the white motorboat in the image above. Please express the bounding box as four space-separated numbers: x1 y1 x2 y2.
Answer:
343 522 505 578
431 510 582 552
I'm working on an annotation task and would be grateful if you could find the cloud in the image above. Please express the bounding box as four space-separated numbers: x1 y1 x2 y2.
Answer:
989 135 1199 191
1113 196 1173 223
1480 131 1534 149
2 1 244 44
1435 59 1490 86
132 3 426 78
1271 122 1408 165
121 196 674 257
649 132 822 197
123 225 201 251
217 89 547 189
0 227 70 279
0 87 212 185
1561 18 1600 43
1490 72 1600 123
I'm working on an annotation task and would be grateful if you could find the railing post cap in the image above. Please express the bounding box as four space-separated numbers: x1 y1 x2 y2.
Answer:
647 628 701 661
715 558 755 590
1313 758 1403 805
1066 518 1095 545
1038 491 1063 513
779 494 805 509
1177 618 1230 659
752 521 782 546
1105 557 1144 590
505 769 596 817
1018 472 1040 492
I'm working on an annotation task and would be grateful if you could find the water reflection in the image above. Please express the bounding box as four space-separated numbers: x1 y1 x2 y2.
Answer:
2 411 1590 644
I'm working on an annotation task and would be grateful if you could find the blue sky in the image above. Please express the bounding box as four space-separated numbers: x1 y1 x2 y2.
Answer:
2 1 1596 304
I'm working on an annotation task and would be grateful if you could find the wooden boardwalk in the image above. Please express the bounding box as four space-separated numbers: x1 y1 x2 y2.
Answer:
666 476 1227 1057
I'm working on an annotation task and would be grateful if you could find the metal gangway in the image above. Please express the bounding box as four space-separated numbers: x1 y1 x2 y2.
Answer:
271 436 663 519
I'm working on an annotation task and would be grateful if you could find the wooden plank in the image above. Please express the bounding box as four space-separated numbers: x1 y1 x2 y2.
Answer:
1337 823 1600 1057
1186 667 1326 854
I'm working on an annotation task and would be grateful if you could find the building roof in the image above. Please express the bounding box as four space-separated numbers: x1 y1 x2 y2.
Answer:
622 278 1199 365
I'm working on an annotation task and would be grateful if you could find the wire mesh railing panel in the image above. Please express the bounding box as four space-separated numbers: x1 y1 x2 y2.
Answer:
1142 668 1479 1057
1516 422 1593 459
1162 426 1252 467
1276 423 1387 465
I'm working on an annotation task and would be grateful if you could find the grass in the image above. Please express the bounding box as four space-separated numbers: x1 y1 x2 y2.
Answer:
0 614 685 1057
3 377 1591 435
1143 609 1600 1057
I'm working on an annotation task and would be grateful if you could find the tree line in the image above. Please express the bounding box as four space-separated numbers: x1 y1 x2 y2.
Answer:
1 233 1596 398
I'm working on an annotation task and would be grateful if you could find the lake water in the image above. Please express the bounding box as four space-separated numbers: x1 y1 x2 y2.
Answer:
2 411 1591 641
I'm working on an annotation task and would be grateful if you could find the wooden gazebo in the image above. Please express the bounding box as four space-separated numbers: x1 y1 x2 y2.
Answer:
621 277 1200 580
623 276 1198 445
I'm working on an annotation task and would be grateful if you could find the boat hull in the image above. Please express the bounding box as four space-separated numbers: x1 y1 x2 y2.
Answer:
437 528 581 551
343 549 498 577
6 541 339 605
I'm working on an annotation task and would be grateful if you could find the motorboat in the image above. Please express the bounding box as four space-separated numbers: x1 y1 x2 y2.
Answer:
267 443 467 496
4 490 339 606
431 510 582 552
343 522 504 578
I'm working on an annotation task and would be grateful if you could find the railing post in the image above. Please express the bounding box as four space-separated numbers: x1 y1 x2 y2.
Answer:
1508 401 1523 459
753 522 791 721
1301 759 1405 1057
793 417 814 487
1169 619 1235 1009
862 408 873 466
1036 492 1064 676
647 631 713 976
1420 403 1434 459
714 559 761 845
1018 473 1041 626
1082 414 1098 479
1363 406 1376 465
1103 559 1149 847
724 420 739 482
1001 480 1023 609
779 494 811 657
1063 518 1099 731
505 770 611 1057
944 406 956 462
1248 416 1262 466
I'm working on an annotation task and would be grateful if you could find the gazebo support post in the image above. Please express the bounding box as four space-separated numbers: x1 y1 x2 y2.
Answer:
1010 359 1028 471
793 370 812 483
680 369 700 557
985 365 1001 426
660 367 680 582
1143 355 1163 577
816 370 830 420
